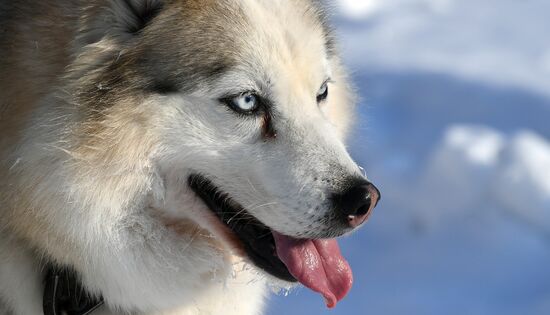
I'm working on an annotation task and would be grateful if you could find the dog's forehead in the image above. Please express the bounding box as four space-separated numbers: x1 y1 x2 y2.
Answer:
172 0 333 93
131 0 333 97
240 0 333 87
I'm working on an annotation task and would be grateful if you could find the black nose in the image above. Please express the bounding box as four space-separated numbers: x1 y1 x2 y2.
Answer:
338 181 381 228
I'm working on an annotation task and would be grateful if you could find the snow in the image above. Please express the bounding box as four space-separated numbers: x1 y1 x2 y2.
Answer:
494 132 550 231
268 1 550 314
335 0 381 19
413 126 506 225
444 126 504 166
412 126 550 231
336 0 550 99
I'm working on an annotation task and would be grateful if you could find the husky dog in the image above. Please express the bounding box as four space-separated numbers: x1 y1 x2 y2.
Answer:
0 0 380 314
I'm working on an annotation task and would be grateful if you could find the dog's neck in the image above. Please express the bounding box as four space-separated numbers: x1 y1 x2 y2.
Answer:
43 265 104 315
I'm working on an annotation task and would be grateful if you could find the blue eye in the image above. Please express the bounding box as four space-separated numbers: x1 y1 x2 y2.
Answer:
223 93 260 114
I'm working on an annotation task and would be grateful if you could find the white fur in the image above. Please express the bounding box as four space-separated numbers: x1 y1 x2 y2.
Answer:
0 0 363 314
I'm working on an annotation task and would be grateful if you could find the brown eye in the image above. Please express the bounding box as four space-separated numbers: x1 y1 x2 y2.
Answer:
316 82 328 103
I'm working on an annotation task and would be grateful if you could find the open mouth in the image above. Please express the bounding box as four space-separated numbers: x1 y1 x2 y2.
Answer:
188 174 295 282
188 174 354 308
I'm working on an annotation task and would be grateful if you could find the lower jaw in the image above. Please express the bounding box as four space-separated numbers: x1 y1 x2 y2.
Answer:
159 211 245 257
158 202 289 278
187 174 296 282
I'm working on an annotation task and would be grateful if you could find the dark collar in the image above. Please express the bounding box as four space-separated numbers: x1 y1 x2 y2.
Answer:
43 265 104 315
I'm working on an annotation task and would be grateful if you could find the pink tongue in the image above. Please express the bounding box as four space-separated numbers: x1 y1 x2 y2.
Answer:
273 232 353 308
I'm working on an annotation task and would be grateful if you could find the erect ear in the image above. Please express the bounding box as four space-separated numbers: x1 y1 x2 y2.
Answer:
78 0 164 46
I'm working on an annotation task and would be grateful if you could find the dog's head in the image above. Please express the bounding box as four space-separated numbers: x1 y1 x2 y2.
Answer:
73 0 380 307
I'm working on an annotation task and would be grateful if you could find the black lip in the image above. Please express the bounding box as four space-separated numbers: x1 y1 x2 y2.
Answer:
188 174 297 283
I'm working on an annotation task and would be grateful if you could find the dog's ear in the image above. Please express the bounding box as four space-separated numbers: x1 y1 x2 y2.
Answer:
111 0 164 35
78 0 164 46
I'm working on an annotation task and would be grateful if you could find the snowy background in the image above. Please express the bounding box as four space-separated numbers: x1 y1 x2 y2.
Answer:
268 0 550 314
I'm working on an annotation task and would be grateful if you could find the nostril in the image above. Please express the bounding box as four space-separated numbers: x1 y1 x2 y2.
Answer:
340 184 371 216
338 181 380 228
355 198 371 217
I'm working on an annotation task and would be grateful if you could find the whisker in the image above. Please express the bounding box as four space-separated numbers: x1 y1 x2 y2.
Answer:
246 201 279 211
